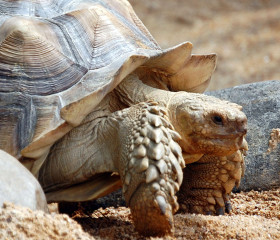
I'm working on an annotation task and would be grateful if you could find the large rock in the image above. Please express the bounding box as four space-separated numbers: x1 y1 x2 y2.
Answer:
208 80 280 191
0 150 48 212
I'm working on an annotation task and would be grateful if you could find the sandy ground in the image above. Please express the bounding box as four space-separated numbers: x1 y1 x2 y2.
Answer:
0 189 279 239
78 189 280 239
129 0 280 90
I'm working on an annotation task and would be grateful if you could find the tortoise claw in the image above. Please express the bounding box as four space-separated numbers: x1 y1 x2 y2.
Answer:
156 195 167 215
217 207 225 216
225 201 232 213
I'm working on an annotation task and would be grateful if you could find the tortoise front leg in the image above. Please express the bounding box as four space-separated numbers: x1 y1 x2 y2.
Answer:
116 101 185 236
177 150 245 215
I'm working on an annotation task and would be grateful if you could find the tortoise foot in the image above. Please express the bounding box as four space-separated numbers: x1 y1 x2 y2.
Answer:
129 183 174 236
118 102 185 236
178 150 245 215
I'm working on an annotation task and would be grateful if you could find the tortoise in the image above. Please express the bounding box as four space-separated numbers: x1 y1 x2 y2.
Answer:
0 0 248 236
0 150 48 212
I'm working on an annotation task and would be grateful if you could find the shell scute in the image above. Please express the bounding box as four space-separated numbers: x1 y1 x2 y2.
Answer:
0 0 216 161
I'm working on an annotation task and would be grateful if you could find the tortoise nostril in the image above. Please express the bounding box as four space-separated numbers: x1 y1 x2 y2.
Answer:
238 125 247 135
212 115 223 125
238 118 247 134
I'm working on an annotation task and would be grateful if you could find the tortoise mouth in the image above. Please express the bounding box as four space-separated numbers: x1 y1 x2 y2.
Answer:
180 135 244 157
193 130 246 140
181 134 245 156
206 135 245 153
204 132 245 139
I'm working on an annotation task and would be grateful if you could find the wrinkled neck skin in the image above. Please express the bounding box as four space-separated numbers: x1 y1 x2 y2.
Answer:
115 74 201 158
115 74 192 131
114 74 173 108
115 74 198 131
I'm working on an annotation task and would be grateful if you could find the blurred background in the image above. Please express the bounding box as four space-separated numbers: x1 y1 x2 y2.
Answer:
129 0 280 90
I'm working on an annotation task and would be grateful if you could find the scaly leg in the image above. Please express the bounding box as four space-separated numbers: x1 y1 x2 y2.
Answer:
177 150 245 215
117 101 185 236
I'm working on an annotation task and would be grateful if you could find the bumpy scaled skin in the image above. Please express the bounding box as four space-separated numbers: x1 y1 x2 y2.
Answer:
178 149 246 215
114 75 248 219
116 101 185 236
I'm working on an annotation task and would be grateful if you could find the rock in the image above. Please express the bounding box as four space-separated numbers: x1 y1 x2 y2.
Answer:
207 80 280 191
0 150 48 212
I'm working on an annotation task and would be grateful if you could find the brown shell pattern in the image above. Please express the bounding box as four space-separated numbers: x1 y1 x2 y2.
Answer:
0 0 216 159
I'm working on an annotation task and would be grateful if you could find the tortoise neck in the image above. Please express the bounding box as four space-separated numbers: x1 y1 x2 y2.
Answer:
115 74 174 108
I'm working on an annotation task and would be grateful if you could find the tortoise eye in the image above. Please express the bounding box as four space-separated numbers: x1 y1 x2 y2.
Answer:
212 115 223 125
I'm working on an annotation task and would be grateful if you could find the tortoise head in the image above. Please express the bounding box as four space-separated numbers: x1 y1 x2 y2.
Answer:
168 93 247 157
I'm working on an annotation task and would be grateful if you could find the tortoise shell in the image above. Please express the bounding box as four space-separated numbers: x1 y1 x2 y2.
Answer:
0 0 216 160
